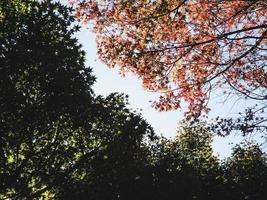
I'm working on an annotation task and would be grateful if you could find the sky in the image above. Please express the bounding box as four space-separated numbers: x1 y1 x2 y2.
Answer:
73 26 254 159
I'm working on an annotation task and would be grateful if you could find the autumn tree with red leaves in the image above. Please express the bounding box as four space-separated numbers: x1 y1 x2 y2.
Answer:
70 0 267 133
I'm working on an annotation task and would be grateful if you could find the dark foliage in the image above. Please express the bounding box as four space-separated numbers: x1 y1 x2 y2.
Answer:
0 0 95 198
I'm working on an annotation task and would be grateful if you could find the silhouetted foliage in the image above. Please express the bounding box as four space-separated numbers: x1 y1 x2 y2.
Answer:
221 143 267 200
210 105 267 141
56 123 267 200
0 1 156 199
0 0 94 198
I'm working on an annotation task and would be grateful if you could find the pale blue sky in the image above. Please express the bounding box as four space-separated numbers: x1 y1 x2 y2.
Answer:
74 27 253 158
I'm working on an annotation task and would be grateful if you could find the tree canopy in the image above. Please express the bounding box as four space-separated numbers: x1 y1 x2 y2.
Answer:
70 0 267 116
1 0 267 199
0 0 153 198
53 122 267 200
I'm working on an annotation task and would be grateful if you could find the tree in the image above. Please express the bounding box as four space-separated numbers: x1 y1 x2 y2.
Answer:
147 126 267 200
0 1 156 199
222 143 267 200
70 0 267 116
150 124 220 200
56 93 155 200
0 0 96 198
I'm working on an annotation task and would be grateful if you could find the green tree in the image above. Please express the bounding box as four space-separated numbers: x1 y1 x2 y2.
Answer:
56 93 155 200
222 143 267 200
0 0 95 198
0 2 155 199
151 124 220 200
